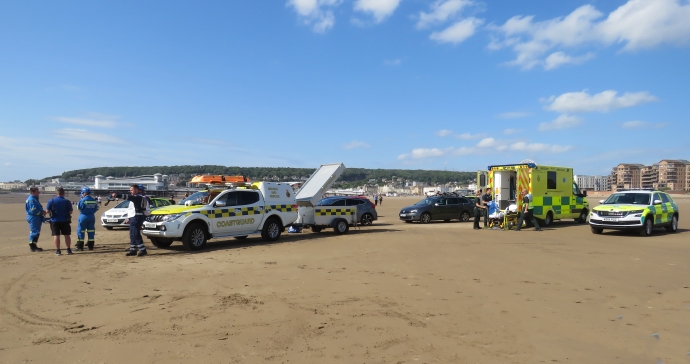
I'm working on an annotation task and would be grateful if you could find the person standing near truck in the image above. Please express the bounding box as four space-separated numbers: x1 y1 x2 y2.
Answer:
75 187 99 251
515 189 542 231
46 187 73 255
25 186 47 252
111 184 150 257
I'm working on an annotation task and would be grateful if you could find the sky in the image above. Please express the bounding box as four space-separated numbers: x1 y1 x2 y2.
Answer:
1 0 689 182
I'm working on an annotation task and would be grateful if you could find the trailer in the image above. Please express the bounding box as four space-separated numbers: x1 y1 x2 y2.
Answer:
294 163 357 234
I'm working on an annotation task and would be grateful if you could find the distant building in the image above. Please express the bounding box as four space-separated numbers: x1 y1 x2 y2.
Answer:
0 182 25 190
657 159 689 191
575 175 610 191
611 163 644 191
94 174 169 191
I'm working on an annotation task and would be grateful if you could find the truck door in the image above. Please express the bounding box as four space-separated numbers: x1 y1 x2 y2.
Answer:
234 191 263 233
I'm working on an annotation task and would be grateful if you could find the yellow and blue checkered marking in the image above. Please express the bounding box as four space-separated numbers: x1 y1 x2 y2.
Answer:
315 208 355 216
200 206 263 219
266 204 296 213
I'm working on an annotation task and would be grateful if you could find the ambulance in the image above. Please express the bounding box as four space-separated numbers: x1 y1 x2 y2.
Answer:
477 162 589 226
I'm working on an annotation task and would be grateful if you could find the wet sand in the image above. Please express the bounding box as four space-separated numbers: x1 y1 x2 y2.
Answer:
1 194 689 363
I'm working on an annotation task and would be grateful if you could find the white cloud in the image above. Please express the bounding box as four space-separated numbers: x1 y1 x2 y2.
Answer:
287 0 340 33
435 129 453 137
538 114 583 131
455 133 483 140
54 115 120 128
383 58 402 66
353 0 401 23
343 140 371 149
544 51 595 70
53 128 126 144
543 90 658 113
621 121 669 129
476 137 498 148
496 111 531 119
509 142 572 153
430 17 483 44
488 0 690 70
503 128 522 135
417 0 473 29
398 147 447 160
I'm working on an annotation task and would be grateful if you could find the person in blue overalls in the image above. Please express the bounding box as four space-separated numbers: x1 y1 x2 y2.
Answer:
75 187 99 251
25 186 47 252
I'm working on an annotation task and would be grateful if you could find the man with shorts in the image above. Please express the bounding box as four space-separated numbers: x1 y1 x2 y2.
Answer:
25 186 47 252
111 184 150 257
46 187 73 255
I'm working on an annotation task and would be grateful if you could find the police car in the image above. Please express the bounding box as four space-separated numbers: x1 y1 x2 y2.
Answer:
589 189 679 236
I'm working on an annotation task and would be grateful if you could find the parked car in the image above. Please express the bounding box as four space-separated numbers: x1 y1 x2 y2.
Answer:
101 197 172 230
399 195 475 224
315 196 378 225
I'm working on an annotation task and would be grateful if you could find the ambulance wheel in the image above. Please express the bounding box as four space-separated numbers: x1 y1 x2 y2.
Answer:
460 211 471 222
576 209 588 224
360 213 374 226
639 216 654 236
182 222 207 250
311 226 323 233
105 226 113 230
543 212 553 227
590 226 603 234
666 214 678 233
261 218 282 242
334 219 349 234
420 212 432 224
234 236 248 240
150 237 173 248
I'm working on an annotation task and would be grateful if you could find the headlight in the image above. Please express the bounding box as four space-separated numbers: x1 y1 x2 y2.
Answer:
161 214 183 222
627 210 644 214
409 209 418 213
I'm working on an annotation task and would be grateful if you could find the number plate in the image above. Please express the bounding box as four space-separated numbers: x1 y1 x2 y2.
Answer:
144 222 156 228
106 219 119 223
602 218 619 222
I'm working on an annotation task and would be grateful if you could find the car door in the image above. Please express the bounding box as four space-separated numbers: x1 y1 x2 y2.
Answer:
659 192 674 224
433 198 449 220
233 191 263 234
447 198 460 219
651 192 664 226
210 191 239 235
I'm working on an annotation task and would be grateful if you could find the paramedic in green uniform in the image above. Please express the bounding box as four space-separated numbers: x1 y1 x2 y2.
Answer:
516 189 542 231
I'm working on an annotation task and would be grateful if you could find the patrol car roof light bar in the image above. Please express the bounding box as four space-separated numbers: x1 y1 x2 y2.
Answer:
621 188 655 191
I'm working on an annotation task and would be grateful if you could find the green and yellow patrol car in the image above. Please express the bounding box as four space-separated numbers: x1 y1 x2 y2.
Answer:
589 190 679 236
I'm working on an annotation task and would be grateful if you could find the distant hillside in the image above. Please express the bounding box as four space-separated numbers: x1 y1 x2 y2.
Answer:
59 165 476 188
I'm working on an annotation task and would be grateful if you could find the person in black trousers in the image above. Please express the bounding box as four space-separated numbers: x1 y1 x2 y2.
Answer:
473 190 486 229
482 188 493 227
515 189 542 231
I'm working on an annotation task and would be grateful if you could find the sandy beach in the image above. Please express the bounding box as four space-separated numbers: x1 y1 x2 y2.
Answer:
1 193 689 363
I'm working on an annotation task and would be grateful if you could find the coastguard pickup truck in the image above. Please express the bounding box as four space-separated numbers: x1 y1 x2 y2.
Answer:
142 182 297 250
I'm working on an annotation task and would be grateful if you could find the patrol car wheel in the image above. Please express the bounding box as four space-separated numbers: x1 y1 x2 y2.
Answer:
420 212 432 224
182 223 207 250
334 219 349 234
576 209 588 224
590 226 603 234
666 215 678 233
360 213 374 226
639 217 653 237
150 237 173 248
543 212 553 227
261 218 282 242
460 211 470 222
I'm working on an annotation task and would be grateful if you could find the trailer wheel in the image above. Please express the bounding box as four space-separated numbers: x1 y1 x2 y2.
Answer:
334 219 349 234
182 222 207 250
150 237 173 248
261 218 282 242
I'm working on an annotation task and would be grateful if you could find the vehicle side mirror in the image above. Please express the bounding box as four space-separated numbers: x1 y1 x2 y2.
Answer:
654 199 662 205
215 200 226 207
599 200 605 204
582 191 587 197
434 203 440 206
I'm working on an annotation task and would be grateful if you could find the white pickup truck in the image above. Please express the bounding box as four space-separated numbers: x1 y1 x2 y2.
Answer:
142 182 297 250
294 163 358 234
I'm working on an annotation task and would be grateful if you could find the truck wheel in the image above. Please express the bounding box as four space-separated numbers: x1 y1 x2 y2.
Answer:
576 209 588 224
182 222 207 250
261 218 282 242
311 226 323 233
590 226 603 234
460 211 470 222
360 213 374 226
234 236 248 240
334 219 349 234
666 214 678 233
639 216 653 236
543 212 553 227
420 212 432 224
150 237 173 248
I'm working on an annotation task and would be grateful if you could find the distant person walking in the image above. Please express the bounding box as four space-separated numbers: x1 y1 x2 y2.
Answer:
75 187 99 251
515 189 541 231
25 186 47 252
373 194 378 206
97 196 102 205
473 190 485 230
111 184 150 257
482 188 493 228
46 187 73 255
378 195 383 205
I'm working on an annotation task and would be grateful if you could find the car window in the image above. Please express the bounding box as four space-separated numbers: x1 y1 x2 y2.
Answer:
448 198 459 205
238 191 260 205
115 200 130 208
458 197 470 204
149 200 158 208
346 199 364 206
218 192 238 206
653 193 662 204
547 171 557 189
436 198 447 206
179 191 209 206
161 199 170 206
603 193 650 205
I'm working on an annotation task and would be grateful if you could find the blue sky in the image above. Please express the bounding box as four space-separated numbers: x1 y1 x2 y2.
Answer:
1 0 689 181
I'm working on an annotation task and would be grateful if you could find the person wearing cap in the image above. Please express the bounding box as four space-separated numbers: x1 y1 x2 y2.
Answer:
111 184 150 257
75 187 99 251
46 187 73 255
25 186 48 252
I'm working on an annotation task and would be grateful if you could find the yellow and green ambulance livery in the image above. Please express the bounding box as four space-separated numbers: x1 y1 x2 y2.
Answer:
477 163 589 226
589 190 679 236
